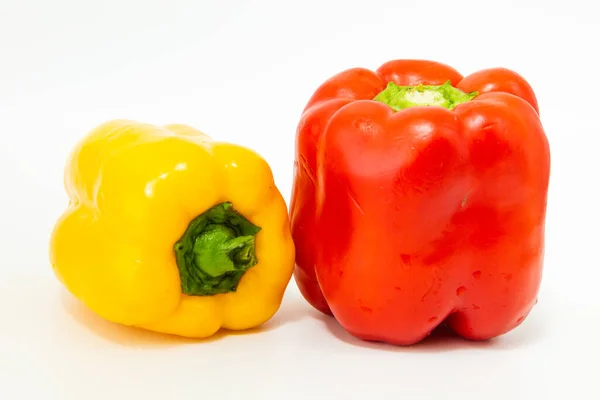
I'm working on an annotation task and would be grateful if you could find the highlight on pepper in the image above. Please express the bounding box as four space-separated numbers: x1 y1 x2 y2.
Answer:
290 59 550 346
49 120 295 339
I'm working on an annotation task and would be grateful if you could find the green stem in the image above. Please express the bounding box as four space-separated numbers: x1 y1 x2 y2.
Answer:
174 202 261 296
373 80 478 111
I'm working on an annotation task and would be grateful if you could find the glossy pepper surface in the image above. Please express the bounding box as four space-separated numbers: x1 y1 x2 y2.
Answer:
290 59 550 345
50 120 295 338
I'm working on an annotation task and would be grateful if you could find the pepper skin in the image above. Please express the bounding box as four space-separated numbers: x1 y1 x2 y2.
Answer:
50 120 295 338
290 59 550 345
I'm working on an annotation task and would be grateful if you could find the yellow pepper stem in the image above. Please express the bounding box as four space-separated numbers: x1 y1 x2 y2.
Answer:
174 202 261 296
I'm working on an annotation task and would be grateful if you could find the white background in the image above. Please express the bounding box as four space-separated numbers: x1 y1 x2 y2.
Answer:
0 0 598 398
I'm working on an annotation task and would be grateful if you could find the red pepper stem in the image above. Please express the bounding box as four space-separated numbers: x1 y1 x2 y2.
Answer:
373 80 478 111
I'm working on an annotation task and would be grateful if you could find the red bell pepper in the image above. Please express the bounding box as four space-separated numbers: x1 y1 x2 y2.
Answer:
290 59 550 345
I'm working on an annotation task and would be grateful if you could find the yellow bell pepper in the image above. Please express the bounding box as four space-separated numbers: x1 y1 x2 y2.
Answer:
49 120 295 338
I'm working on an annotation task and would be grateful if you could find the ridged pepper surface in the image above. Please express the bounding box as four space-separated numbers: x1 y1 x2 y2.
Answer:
290 59 550 345
50 120 295 338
